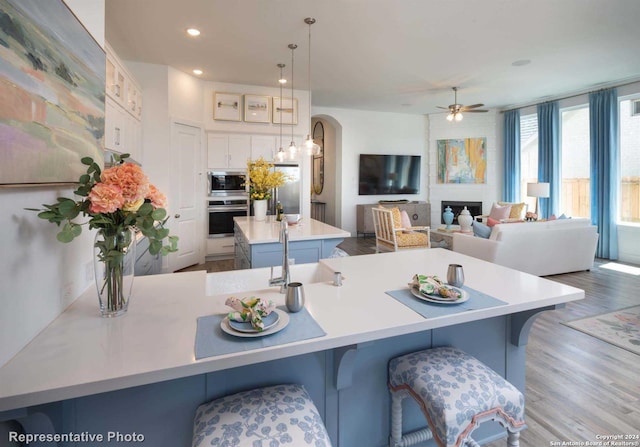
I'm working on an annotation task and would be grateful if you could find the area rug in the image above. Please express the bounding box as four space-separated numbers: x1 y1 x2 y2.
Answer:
563 306 640 355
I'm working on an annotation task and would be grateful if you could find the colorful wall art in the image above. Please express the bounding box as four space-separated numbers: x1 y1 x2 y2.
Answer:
437 138 487 184
0 0 105 185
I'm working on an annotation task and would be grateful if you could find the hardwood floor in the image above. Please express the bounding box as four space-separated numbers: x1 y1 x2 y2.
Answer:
180 238 640 444
487 262 640 446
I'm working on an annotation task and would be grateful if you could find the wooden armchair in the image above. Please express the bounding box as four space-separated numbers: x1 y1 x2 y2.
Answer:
371 207 430 253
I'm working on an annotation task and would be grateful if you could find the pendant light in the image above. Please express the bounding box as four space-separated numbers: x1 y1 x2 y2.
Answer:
303 17 321 156
288 43 298 159
276 63 286 162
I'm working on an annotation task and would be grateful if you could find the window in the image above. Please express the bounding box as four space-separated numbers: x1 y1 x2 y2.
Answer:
619 96 640 223
560 106 590 217
520 113 538 211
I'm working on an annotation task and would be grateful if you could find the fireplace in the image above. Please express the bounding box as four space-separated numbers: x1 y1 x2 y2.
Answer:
441 201 483 225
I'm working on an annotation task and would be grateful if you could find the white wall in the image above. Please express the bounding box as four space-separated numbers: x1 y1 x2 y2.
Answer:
312 107 426 235
427 111 502 227
0 0 105 368
169 67 205 125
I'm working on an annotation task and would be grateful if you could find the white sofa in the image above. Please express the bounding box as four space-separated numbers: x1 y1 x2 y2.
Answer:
452 218 599 276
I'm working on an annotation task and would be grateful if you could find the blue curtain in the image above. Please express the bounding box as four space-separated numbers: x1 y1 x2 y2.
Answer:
589 88 619 259
537 102 560 218
503 109 521 202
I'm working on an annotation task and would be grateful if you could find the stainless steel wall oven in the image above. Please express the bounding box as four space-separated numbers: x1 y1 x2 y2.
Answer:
207 171 248 238
207 197 248 238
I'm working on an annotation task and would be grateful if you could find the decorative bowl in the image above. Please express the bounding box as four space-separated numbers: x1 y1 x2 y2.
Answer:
285 214 301 224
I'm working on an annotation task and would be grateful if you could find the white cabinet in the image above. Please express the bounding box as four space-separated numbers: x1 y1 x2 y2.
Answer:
228 135 251 168
250 135 276 161
104 42 143 162
207 237 236 257
207 134 250 170
207 134 277 169
105 97 126 151
105 96 142 161
105 50 125 107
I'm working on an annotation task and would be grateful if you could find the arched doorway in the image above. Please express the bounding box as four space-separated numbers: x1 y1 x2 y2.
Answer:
311 115 342 227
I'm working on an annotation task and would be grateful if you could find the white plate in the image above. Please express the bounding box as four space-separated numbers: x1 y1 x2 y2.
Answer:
410 286 469 304
221 309 290 338
228 311 280 333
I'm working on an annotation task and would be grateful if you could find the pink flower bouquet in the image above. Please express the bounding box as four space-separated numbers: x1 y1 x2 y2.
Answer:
29 154 178 316
30 154 177 254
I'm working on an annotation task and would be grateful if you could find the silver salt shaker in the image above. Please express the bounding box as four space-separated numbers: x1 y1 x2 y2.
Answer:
333 271 343 287
447 264 465 288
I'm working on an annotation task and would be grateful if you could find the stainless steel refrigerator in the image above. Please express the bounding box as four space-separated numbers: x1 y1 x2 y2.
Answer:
268 164 300 215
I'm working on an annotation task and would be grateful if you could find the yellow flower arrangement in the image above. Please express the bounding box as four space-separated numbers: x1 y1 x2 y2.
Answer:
246 157 290 201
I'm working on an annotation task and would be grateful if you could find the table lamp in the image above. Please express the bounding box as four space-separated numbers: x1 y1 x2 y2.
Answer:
527 182 550 217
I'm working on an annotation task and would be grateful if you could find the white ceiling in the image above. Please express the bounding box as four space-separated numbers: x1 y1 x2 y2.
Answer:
105 0 640 115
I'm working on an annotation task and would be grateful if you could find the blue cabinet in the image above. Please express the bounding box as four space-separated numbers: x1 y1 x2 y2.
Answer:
234 224 344 269
134 235 161 276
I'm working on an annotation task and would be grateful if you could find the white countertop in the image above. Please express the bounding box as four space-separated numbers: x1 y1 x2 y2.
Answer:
234 216 350 244
0 249 584 412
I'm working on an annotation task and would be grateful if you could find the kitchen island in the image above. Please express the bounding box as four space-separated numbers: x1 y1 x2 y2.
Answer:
234 215 351 268
0 249 583 446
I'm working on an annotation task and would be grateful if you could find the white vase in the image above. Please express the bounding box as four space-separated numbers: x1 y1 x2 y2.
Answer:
253 199 267 221
458 206 473 233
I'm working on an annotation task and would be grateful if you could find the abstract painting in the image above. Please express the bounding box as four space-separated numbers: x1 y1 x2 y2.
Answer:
0 0 105 185
437 138 487 184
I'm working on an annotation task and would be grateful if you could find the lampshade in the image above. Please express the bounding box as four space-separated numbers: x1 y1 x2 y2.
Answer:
527 182 550 198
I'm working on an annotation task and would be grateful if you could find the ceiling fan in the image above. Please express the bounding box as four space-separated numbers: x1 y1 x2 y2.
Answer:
437 87 488 121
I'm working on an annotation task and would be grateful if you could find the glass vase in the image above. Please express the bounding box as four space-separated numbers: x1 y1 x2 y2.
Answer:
94 228 136 317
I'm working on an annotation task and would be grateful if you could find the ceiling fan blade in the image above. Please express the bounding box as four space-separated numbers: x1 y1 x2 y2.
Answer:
464 109 488 113
436 106 450 110
461 104 484 110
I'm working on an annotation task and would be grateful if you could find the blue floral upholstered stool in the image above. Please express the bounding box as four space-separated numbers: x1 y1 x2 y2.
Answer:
191 384 332 447
388 347 526 447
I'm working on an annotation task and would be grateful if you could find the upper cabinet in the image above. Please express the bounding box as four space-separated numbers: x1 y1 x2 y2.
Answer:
207 134 277 170
104 42 143 161
250 135 276 161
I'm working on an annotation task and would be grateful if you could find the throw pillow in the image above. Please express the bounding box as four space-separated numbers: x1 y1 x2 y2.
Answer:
499 201 527 219
558 213 568 219
400 210 412 229
472 221 491 239
487 217 500 227
388 207 402 231
548 214 557 221
489 203 512 221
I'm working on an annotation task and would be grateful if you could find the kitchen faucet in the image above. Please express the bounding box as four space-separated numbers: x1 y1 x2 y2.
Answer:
269 219 290 293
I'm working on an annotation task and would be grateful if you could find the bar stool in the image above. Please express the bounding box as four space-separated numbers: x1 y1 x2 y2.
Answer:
388 347 526 447
192 384 332 447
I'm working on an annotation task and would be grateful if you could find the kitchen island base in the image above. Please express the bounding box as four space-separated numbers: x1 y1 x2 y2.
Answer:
4 314 548 447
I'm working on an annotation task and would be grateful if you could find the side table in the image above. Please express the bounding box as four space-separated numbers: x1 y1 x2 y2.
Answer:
430 226 472 250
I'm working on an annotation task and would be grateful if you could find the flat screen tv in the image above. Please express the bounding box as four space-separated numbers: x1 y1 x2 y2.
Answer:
358 154 421 195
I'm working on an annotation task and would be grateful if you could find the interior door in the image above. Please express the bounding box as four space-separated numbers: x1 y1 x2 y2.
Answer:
169 122 203 271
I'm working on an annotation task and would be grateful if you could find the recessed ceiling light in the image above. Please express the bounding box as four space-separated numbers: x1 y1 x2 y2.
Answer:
192 69 203 75
186 28 201 37
512 59 531 67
